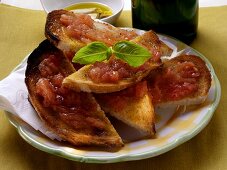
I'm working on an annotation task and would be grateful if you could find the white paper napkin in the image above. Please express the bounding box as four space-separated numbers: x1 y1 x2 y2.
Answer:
0 57 60 140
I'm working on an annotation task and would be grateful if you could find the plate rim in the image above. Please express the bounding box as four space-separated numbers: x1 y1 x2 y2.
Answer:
4 31 221 163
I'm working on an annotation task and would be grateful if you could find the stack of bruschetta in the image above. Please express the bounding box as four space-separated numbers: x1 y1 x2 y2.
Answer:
25 10 211 151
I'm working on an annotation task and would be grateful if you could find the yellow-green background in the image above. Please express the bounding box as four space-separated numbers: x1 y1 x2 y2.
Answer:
0 4 226 170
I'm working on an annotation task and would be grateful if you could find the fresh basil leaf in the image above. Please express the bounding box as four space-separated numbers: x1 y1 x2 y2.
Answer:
112 41 151 67
72 42 111 64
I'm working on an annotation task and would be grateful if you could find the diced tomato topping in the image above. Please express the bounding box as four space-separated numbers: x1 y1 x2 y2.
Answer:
60 13 138 46
148 61 200 104
36 78 57 107
95 81 148 112
35 53 104 132
87 57 133 83
50 73 64 87
38 55 60 77
134 81 148 98
87 57 152 83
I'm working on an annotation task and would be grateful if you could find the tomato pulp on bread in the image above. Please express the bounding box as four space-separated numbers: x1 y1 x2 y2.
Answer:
60 13 138 46
35 53 109 135
87 55 158 83
148 60 200 105
95 81 148 112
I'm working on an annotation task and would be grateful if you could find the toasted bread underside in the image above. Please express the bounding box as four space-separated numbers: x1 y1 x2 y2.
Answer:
25 40 123 150
63 63 160 93
95 91 156 137
151 55 212 107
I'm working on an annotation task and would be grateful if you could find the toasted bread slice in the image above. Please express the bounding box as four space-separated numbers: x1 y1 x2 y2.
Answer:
25 40 123 150
132 30 173 61
45 10 172 60
45 10 138 59
148 55 211 107
63 62 160 93
62 30 169 93
45 10 172 93
95 81 156 137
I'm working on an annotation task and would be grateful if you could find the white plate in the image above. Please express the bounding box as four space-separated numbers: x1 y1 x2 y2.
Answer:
4 30 221 163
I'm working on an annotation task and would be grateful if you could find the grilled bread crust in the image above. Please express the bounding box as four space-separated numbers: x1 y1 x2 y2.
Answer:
25 40 123 150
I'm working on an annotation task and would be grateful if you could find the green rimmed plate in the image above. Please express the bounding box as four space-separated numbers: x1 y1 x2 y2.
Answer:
4 29 221 163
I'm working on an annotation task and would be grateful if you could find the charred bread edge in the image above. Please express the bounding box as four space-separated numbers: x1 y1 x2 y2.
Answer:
45 10 67 46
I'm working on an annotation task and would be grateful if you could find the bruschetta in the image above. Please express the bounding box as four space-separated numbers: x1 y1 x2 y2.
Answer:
62 29 173 93
45 9 139 59
148 55 211 107
25 40 123 150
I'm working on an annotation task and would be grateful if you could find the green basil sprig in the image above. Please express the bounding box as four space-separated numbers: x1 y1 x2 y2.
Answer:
72 42 112 64
112 41 151 67
72 41 152 67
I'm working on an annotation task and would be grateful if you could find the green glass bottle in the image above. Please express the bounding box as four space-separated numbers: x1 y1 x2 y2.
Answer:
132 0 198 44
